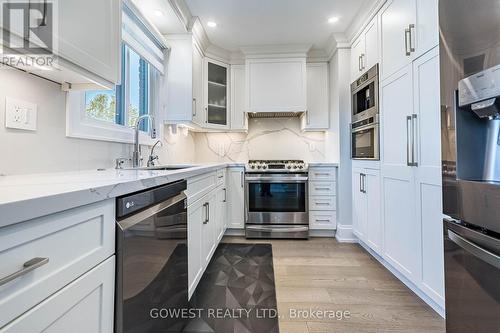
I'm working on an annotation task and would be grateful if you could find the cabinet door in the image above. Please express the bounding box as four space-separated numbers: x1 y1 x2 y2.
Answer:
59 0 121 84
216 187 227 242
364 169 382 253
230 65 248 131
302 63 329 131
204 58 230 129
187 199 204 297
351 36 365 81
363 16 380 72
352 168 367 241
201 195 216 267
192 43 204 125
413 48 444 306
415 0 438 58
380 0 416 80
1 257 115 333
381 64 420 282
227 167 245 229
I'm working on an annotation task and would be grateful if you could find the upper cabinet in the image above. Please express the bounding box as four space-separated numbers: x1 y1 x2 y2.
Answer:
204 59 230 129
0 0 121 89
301 63 329 131
351 15 380 81
380 0 438 80
230 65 248 131
246 58 307 112
192 43 205 126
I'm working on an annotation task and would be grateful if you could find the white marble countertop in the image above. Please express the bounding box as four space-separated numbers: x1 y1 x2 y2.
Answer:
0 163 245 228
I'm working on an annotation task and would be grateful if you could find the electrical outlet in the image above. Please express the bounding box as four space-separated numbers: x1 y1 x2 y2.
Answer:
5 97 37 131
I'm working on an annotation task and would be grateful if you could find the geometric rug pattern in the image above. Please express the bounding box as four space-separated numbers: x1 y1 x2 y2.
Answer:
185 243 279 333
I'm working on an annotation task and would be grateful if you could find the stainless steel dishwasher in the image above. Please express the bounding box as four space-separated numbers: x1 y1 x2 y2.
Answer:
115 180 187 333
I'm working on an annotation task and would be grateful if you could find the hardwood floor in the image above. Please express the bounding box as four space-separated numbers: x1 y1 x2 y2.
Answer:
221 237 445 333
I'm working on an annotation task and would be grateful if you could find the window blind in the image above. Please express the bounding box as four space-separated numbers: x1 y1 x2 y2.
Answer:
122 0 167 74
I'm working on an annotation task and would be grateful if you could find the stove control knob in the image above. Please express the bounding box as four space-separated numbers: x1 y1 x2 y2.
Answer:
250 165 255 169
298 165 304 169
287 165 292 169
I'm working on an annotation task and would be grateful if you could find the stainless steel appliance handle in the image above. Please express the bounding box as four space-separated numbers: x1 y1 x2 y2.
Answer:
448 230 500 270
411 114 418 166
245 176 308 182
0 257 49 287
351 123 378 133
408 24 415 53
404 27 411 56
117 192 187 230
246 225 309 233
406 115 412 166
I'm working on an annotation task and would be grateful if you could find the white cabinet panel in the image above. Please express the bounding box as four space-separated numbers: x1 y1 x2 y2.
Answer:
309 196 336 211
0 256 115 333
415 0 439 58
0 200 115 328
58 0 121 85
192 43 204 125
365 169 382 252
351 36 365 81
216 186 227 241
302 63 329 131
201 194 216 267
363 16 380 72
352 168 367 240
309 181 336 196
227 167 245 229
380 0 416 79
230 65 248 131
187 199 203 298
309 211 337 230
309 167 337 181
204 58 230 129
246 58 307 112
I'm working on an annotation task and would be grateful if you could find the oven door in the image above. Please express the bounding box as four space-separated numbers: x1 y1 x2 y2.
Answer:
444 219 500 333
351 123 379 160
245 173 308 225
352 76 379 122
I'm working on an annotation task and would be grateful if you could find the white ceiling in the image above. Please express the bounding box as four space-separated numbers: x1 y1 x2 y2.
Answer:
184 0 373 51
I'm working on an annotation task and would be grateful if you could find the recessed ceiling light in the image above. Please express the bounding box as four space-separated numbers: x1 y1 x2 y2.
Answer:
154 10 163 17
328 16 339 23
207 21 217 28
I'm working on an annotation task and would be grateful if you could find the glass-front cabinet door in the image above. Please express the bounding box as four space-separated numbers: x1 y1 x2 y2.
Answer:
204 58 230 129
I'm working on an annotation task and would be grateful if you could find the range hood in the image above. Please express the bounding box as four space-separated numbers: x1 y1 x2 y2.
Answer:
248 112 304 118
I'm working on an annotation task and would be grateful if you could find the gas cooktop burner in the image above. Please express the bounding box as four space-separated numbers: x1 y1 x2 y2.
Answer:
247 160 307 172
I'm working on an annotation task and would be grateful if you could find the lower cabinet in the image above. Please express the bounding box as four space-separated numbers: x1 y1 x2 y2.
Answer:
352 167 382 252
226 167 245 229
308 166 338 230
0 256 115 333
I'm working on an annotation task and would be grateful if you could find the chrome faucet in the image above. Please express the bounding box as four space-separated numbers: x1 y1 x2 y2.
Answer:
132 114 156 168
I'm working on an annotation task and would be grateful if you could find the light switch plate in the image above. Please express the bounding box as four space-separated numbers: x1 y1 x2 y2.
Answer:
5 97 37 131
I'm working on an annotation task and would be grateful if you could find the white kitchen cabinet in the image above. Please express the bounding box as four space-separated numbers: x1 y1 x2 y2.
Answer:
0 256 115 333
380 0 438 80
227 167 245 229
187 198 204 298
412 48 444 306
204 58 230 129
352 168 367 240
192 42 205 126
201 192 217 267
308 166 337 231
301 63 329 131
230 65 248 131
216 186 227 241
246 58 307 112
351 16 380 81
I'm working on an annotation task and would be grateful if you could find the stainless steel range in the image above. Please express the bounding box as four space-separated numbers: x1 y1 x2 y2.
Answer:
245 160 309 239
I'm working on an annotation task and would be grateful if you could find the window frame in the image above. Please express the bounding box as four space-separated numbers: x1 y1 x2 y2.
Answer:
66 44 159 146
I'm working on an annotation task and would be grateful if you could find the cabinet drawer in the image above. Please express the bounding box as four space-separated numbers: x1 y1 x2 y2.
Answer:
216 168 226 187
186 171 217 205
309 167 337 181
309 196 337 211
0 256 115 333
309 211 337 230
309 181 336 196
0 200 115 328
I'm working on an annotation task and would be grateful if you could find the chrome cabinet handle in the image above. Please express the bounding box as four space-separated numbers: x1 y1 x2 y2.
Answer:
192 98 197 117
240 171 244 188
406 115 412 166
360 53 365 70
359 173 363 193
315 187 331 190
404 27 411 56
408 24 415 53
223 188 227 202
203 203 209 224
411 114 418 166
358 55 362 71
0 257 49 287
363 174 367 193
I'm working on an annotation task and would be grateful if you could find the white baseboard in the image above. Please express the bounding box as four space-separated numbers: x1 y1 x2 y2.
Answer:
309 229 336 237
335 224 358 243
358 240 445 318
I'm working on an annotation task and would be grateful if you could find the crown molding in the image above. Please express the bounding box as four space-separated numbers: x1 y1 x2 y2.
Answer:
167 0 191 32
345 0 386 44
240 44 312 59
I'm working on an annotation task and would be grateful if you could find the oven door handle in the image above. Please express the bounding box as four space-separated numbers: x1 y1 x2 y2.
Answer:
246 225 309 233
351 123 378 133
117 192 187 230
448 229 500 270
245 176 308 182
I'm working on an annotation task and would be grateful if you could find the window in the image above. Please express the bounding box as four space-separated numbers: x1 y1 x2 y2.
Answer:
84 44 151 131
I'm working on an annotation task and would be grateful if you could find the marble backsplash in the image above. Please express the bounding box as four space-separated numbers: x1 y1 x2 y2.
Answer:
192 118 326 163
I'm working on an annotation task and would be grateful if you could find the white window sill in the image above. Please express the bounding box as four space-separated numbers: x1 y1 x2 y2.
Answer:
66 91 159 146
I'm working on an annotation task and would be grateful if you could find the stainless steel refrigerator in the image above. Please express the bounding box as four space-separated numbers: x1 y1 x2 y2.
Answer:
440 0 500 332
